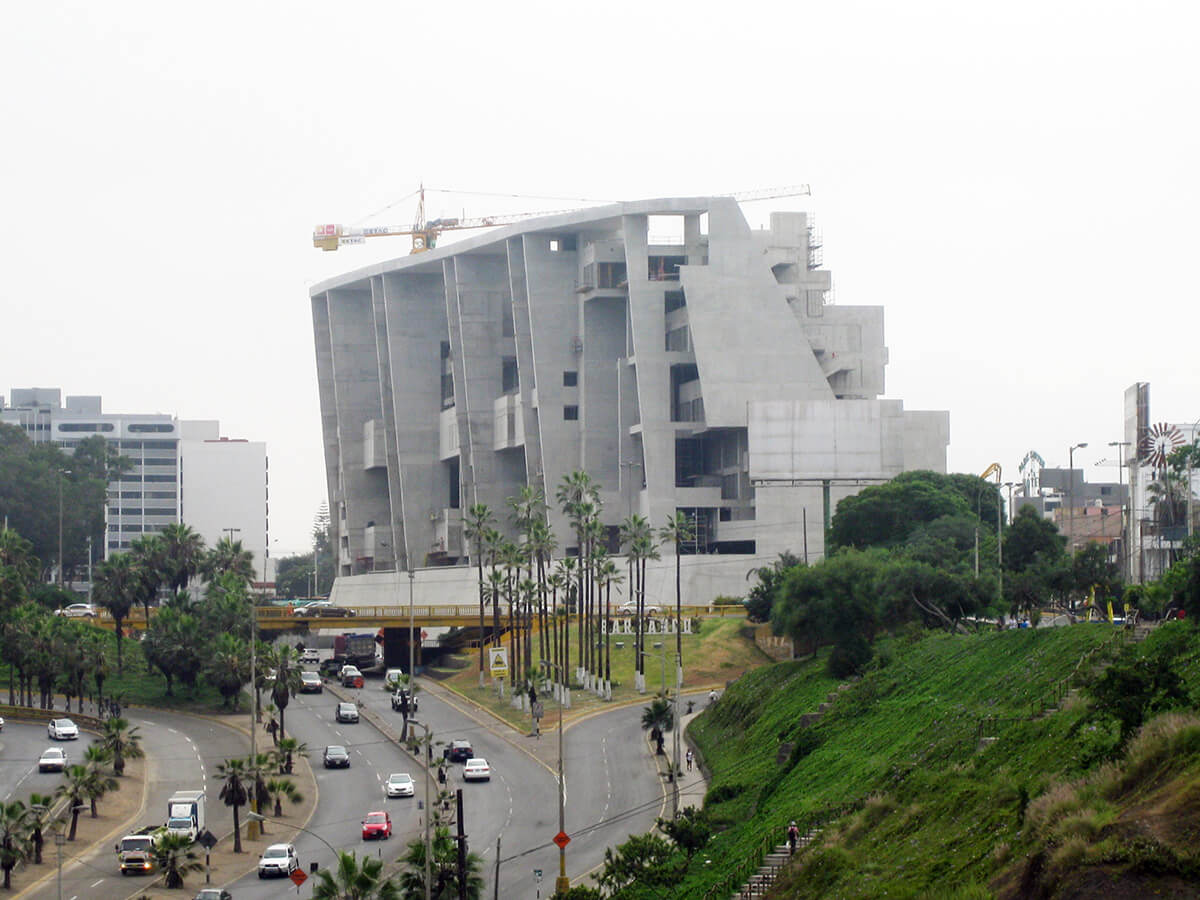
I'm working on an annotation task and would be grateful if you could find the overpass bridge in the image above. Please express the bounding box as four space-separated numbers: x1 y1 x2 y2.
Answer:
89 604 488 632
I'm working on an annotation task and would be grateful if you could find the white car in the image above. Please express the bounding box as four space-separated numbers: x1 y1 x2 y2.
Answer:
617 601 659 615
257 843 299 878
54 603 97 618
299 648 320 664
383 668 407 691
48 718 79 740
38 747 68 772
385 772 415 798
463 758 491 782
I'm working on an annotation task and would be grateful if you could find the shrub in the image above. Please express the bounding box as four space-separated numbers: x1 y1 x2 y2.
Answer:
828 633 873 678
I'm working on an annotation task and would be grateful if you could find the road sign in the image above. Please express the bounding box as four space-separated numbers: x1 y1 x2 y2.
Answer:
488 646 509 679
289 869 308 887
531 701 545 720
534 868 543 881
196 828 218 850
553 830 571 849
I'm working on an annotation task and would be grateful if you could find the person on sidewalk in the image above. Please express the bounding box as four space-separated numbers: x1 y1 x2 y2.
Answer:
787 820 800 854
686 748 694 771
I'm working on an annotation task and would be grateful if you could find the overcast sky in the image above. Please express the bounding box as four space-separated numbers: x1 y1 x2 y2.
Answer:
3 1 1196 556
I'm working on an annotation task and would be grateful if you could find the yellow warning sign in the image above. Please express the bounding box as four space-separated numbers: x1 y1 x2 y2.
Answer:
488 646 509 679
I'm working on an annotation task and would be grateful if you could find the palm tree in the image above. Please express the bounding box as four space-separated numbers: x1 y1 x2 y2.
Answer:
484 569 505 678
595 556 623 687
100 717 144 776
621 514 654 686
272 737 308 775
25 793 55 865
203 536 256 584
93 553 137 672
160 523 206 593
206 632 250 710
216 758 250 853
398 826 483 899
0 800 29 890
154 830 203 888
659 512 695 666
129 533 168 623
268 645 304 743
641 697 674 755
462 503 496 687
266 778 304 817
81 744 118 816
244 752 272 820
483 527 506 650
55 765 90 839
312 850 400 900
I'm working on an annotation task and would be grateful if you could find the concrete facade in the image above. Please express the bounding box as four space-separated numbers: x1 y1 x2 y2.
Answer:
311 197 950 607
178 420 272 582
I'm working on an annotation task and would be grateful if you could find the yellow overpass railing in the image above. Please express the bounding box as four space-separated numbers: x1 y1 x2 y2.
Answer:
87 602 747 632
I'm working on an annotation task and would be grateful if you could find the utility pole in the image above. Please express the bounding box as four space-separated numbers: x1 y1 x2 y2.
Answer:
542 660 569 894
409 720 433 900
492 836 500 900
57 468 71 588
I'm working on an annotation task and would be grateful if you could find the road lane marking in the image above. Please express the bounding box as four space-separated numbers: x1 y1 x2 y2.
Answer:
90 879 104 887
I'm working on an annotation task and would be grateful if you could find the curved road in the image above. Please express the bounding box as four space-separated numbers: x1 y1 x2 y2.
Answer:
14 708 247 900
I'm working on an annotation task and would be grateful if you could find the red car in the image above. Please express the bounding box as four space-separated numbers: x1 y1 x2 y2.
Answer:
361 811 392 840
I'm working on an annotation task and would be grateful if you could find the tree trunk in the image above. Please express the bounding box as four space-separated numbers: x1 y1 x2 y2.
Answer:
232 804 242 853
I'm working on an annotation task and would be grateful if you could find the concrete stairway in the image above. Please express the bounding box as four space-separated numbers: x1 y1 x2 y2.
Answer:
731 829 815 899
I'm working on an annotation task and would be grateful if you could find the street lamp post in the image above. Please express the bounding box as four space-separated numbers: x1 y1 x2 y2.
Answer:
228 524 260 841
1187 418 1200 543
57 468 71 589
639 642 681 819
407 719 434 900
540 660 569 895
1068 443 1088 556
1108 441 1132 581
55 830 64 900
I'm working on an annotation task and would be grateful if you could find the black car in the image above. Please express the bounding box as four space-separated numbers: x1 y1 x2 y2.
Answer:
335 702 359 723
319 658 342 677
323 745 351 768
444 740 474 763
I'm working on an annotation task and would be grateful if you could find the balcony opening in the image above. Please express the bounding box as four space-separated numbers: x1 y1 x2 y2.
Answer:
501 357 519 395
649 255 686 282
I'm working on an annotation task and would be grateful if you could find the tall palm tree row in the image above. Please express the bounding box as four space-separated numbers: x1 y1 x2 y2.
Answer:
462 503 496 688
659 511 696 672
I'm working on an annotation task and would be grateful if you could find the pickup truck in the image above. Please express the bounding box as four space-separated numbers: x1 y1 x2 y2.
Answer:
391 688 418 713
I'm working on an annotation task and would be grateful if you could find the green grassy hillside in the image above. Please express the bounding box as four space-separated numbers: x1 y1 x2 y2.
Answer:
680 622 1200 899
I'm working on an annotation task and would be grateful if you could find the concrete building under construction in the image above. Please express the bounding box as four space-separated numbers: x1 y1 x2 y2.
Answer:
310 196 950 606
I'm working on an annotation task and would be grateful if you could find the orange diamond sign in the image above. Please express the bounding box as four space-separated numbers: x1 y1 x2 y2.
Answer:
289 869 308 887
553 830 570 849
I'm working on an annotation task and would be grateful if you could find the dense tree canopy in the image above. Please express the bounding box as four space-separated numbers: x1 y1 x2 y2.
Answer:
828 471 1000 553
0 424 119 580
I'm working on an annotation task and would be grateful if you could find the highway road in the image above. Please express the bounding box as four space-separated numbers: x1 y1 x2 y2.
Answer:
16 709 247 900
2 674 692 899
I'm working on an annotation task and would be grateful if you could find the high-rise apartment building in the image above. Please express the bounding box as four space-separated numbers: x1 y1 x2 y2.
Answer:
2 390 269 577
311 197 949 606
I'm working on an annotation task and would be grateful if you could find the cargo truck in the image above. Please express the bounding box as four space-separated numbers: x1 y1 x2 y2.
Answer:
331 632 380 670
116 829 160 875
165 790 206 842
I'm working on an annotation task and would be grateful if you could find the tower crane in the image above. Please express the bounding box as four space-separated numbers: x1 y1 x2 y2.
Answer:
313 184 812 253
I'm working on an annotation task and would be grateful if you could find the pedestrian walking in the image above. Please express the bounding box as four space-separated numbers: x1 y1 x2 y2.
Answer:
685 748 694 771
787 820 800 854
